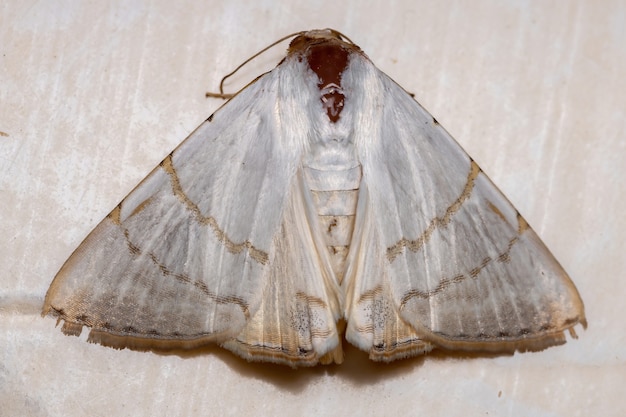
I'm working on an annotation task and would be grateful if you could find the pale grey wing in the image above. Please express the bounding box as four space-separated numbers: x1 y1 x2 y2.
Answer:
346 59 585 355
43 63 340 364
344 185 434 362
222 171 343 367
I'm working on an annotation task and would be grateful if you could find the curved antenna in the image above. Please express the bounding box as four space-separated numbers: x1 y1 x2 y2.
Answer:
205 29 354 99
206 31 306 99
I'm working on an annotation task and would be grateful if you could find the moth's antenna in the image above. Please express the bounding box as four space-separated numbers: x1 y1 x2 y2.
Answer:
330 29 354 45
206 31 306 99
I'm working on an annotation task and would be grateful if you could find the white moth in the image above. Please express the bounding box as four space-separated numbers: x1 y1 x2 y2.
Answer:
43 29 586 367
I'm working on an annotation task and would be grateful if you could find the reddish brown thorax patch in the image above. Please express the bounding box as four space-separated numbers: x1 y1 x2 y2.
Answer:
289 33 360 123
307 44 348 123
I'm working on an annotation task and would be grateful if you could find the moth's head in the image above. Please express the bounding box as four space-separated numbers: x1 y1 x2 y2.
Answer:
287 29 362 57
287 29 365 123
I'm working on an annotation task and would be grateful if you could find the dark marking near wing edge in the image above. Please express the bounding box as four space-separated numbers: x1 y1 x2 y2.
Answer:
487 201 507 223
516 214 529 234
432 117 439 125
207 114 214 122
108 206 122 225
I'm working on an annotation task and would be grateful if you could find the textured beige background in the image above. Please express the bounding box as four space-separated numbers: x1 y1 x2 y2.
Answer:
1 1 624 416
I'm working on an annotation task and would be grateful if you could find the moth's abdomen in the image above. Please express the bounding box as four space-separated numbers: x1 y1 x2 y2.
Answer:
304 165 362 284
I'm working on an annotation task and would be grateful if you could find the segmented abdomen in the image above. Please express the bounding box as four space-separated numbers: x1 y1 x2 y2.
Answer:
304 165 362 284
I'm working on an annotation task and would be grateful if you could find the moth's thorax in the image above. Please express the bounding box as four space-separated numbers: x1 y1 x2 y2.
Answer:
303 161 361 286
289 30 363 124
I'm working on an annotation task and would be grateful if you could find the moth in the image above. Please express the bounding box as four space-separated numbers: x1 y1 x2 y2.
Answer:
43 29 586 367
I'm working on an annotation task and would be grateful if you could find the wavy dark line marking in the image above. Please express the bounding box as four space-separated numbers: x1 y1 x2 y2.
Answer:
399 214 528 309
386 160 481 262
118 228 250 319
295 291 329 310
161 155 269 265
